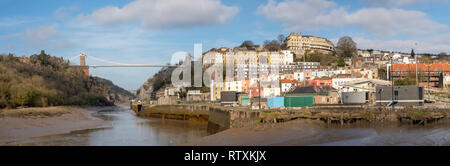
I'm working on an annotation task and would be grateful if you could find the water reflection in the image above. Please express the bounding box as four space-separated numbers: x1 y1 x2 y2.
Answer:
11 106 209 146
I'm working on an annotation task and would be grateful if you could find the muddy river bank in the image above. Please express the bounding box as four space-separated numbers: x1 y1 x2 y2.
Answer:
185 119 450 146
1 106 209 146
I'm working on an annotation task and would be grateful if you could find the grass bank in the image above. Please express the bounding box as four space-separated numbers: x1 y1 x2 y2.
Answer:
0 106 76 118
134 105 209 122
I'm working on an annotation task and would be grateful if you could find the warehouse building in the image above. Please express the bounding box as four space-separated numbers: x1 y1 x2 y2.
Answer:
220 91 238 106
342 92 369 104
375 86 424 106
286 86 338 105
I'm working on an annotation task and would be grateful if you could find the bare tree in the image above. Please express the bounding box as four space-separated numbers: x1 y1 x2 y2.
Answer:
278 34 288 50
263 40 281 51
336 36 357 57
277 34 285 44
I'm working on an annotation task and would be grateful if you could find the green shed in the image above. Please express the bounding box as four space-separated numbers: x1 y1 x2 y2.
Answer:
240 96 249 106
284 96 314 108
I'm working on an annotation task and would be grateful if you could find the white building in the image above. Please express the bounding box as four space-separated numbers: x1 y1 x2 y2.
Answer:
280 80 296 93
282 50 294 65
332 78 357 93
203 51 223 65
262 87 281 97
358 50 371 57
294 71 304 82
444 74 450 89
401 56 416 64
224 81 243 92
392 53 403 60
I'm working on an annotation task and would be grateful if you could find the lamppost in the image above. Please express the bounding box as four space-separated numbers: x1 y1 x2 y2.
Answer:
390 58 394 111
426 64 431 98
258 79 261 110
414 43 418 86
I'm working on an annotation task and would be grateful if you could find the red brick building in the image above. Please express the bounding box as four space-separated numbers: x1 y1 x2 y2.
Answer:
390 64 450 88
307 77 332 87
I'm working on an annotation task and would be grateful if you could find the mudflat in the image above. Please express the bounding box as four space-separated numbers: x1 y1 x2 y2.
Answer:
184 120 328 146
184 119 450 146
0 106 111 145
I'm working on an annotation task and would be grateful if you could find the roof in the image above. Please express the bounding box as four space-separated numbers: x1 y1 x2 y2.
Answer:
392 64 450 72
341 78 391 86
280 79 297 84
288 86 336 94
313 77 332 80
335 74 352 78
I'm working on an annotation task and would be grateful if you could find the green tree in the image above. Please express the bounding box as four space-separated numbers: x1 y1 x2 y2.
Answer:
240 40 255 48
394 77 416 85
0 51 126 108
337 57 346 67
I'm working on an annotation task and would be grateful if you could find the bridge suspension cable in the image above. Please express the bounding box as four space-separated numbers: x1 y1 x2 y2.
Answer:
87 55 126 65
68 55 80 61
68 53 175 68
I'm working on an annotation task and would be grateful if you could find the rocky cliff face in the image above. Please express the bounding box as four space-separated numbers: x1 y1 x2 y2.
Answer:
136 67 174 101
89 77 136 103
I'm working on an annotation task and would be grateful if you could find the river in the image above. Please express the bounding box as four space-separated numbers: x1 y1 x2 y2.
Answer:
7 106 450 146
9 106 209 146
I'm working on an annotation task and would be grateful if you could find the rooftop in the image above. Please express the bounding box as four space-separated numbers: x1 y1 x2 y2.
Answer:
288 86 336 94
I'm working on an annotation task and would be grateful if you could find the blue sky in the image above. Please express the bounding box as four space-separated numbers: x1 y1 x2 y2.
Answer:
1 0 450 90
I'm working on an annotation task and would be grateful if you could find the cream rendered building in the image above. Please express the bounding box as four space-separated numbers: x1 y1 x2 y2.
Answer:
286 32 334 55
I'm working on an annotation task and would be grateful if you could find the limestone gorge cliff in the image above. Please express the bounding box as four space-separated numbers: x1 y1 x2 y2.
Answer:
136 67 174 101
89 77 136 103
0 51 136 108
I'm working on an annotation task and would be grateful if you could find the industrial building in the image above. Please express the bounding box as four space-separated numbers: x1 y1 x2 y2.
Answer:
220 91 238 106
267 96 315 108
341 92 369 104
286 86 338 104
375 86 424 106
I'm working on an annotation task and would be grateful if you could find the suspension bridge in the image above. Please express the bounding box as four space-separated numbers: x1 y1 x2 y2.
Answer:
67 52 176 68
66 52 176 77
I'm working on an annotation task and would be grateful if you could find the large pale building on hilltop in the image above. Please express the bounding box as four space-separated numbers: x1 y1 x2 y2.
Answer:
286 32 335 55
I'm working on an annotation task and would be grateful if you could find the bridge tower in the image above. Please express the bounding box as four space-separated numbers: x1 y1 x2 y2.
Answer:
80 52 86 66
80 52 89 78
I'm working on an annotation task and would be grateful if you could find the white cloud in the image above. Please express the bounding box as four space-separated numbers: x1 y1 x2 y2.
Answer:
257 0 447 36
361 0 450 7
25 26 59 47
0 17 43 27
54 5 79 19
330 34 450 54
81 0 239 29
